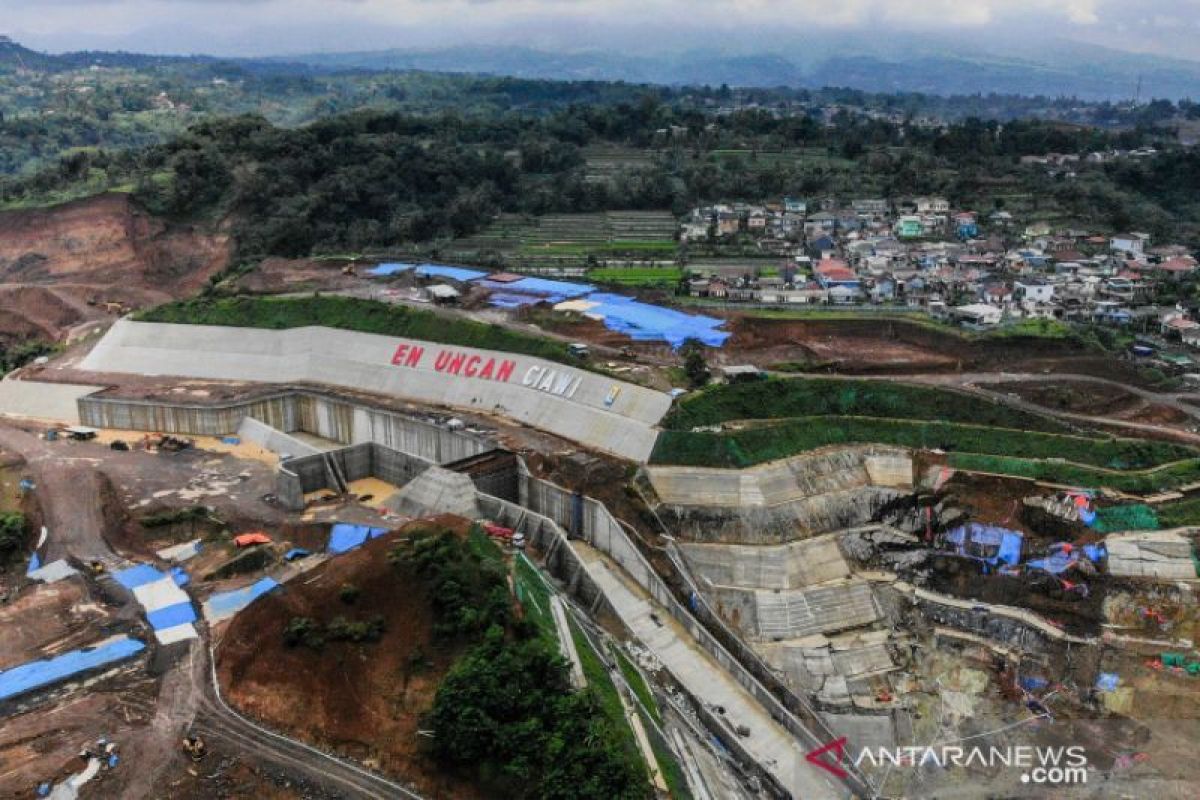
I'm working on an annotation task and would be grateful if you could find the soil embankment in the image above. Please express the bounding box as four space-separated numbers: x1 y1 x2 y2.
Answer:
0 192 230 344
216 518 483 799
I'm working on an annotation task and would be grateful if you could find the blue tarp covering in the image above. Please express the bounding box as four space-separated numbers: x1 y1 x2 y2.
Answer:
576 293 730 348
327 523 389 555
0 637 145 701
1096 673 1120 692
1028 542 1107 575
113 564 166 590
146 602 197 630
944 523 1023 567
368 262 416 276
205 578 280 617
170 567 190 587
487 292 544 309
414 264 487 281
1019 676 1048 692
479 277 594 298
284 548 311 561
26 553 41 575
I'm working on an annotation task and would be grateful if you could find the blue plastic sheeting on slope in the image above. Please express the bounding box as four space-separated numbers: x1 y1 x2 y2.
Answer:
944 523 1023 567
1080 508 1097 526
284 548 311 561
27 553 41 575
1083 543 1106 561
414 264 487 281
146 601 197 630
487 292 545 309
113 564 166 590
997 532 1023 566
0 637 145 701
170 567 190 587
1096 672 1120 692
577 293 730 348
205 578 280 617
368 262 416 276
327 523 389 555
479 277 594 298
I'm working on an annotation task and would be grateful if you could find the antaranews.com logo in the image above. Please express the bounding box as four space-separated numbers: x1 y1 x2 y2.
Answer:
805 738 1089 787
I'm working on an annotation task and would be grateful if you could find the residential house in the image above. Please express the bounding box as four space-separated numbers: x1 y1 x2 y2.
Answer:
784 197 807 214
953 212 979 240
950 303 1003 327
1110 232 1151 255
813 259 860 290
915 197 950 214
895 216 924 239
1015 279 1054 305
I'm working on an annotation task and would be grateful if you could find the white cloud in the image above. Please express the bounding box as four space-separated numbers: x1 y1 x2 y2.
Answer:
0 0 1194 57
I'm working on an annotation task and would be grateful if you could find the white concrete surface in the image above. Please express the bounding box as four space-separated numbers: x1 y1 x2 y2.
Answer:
0 379 102 423
549 595 587 690
82 320 672 461
574 544 846 799
647 446 913 508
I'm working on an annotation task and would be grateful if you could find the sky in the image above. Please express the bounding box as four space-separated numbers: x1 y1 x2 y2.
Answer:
2 0 1200 62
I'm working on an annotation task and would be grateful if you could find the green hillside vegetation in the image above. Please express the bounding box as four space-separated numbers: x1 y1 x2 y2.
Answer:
399 530 648 799
663 377 1076 433
136 294 582 366
651 415 1198 479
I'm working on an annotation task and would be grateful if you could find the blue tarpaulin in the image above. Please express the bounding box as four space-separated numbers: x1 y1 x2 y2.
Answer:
327 523 389 555
479 277 594 298
414 264 487 281
1096 673 1120 692
170 566 190 587
0 637 145 701
1019 676 1049 692
574 293 730 348
368 262 416 276
944 523 1023 567
487 292 544 309
113 564 166 590
1028 542 1107 575
205 578 280 618
284 548 311 561
26 553 41 575
146 602 197 630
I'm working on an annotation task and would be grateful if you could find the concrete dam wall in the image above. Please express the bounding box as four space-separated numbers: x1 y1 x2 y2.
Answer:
80 320 672 462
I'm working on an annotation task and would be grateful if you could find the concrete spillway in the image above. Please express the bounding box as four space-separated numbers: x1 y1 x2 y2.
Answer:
81 320 672 462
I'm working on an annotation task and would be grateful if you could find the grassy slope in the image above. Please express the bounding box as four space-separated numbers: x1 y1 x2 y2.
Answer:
663 377 1075 433
136 294 581 365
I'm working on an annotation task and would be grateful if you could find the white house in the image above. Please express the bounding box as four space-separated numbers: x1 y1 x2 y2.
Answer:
914 196 950 214
950 303 1003 327
1015 279 1055 304
1110 232 1151 255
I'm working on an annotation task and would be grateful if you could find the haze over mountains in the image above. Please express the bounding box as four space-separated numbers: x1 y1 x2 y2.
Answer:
3 27 1200 102
286 36 1200 101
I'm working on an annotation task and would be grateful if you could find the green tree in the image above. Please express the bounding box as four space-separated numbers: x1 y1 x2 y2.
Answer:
0 512 26 564
680 338 710 388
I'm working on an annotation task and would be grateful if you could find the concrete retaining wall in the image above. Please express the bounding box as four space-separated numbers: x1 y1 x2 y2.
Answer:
81 320 671 461
79 389 492 465
276 442 436 511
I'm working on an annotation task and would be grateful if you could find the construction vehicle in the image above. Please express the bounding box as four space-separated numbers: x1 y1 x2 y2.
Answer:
141 434 195 453
181 734 207 762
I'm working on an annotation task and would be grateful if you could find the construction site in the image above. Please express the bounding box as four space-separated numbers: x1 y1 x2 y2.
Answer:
3 290 1200 800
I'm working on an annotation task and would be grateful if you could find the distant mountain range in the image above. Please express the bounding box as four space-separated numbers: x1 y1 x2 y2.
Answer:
284 41 1200 101
4 32 1199 101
